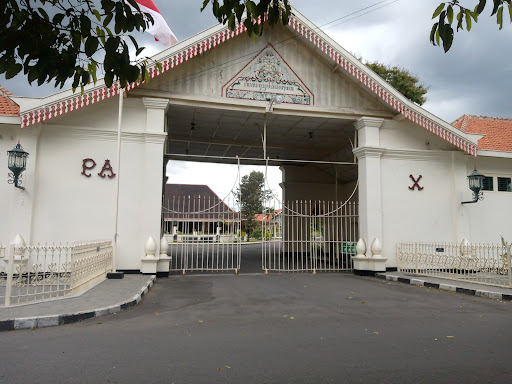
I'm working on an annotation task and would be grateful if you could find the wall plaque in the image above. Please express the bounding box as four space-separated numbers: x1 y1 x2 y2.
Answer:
222 44 313 105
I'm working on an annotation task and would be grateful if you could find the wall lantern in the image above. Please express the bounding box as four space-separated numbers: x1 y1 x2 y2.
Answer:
461 168 485 204
7 141 29 190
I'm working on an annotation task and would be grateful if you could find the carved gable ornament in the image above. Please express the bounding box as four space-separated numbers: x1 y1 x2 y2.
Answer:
222 44 313 105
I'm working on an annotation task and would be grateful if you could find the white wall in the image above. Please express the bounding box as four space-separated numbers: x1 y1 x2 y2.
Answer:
376 119 512 266
464 155 512 243
1 97 166 270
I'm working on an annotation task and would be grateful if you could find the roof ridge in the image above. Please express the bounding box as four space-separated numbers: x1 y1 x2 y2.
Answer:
0 85 14 97
0 85 20 116
466 114 512 122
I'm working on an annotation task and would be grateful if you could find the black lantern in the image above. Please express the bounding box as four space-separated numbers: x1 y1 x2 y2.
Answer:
7 141 29 190
462 168 485 204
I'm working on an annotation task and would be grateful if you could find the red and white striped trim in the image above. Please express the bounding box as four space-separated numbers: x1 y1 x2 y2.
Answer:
20 24 246 129
20 16 477 156
287 17 477 156
21 83 122 128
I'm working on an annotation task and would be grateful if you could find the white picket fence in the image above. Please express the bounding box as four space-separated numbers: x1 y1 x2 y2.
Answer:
397 241 512 288
0 238 113 306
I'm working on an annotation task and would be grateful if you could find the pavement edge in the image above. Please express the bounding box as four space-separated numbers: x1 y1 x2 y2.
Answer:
375 273 512 301
1 275 156 332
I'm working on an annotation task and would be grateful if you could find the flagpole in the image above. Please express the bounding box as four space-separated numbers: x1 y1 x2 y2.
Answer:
112 84 123 274
110 1 175 276
112 31 126 276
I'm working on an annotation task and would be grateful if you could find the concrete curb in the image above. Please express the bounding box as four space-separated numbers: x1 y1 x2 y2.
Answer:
0 275 156 332
375 273 512 301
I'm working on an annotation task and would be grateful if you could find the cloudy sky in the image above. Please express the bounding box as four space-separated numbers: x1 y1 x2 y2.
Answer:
3 0 511 200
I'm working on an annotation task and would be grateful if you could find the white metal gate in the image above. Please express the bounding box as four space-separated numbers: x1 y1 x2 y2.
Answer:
163 193 241 274
262 200 358 273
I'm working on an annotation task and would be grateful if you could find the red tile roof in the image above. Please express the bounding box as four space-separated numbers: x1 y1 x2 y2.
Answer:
254 210 282 222
452 115 512 152
163 184 234 220
0 86 20 116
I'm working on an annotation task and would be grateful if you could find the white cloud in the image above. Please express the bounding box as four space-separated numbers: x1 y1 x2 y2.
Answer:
166 161 283 208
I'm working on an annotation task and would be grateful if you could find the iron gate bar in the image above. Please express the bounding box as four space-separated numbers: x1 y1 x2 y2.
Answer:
165 193 241 274
262 199 358 273
165 153 357 166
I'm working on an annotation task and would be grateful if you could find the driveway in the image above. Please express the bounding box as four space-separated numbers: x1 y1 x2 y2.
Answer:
1 273 511 383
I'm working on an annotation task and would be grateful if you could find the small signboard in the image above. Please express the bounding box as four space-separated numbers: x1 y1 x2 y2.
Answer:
342 242 356 255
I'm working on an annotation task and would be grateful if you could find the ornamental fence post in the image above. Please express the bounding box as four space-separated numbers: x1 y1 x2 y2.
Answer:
414 242 418 275
4 243 15 306
507 244 512 288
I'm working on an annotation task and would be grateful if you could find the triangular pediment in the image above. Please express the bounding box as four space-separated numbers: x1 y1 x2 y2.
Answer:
222 44 313 106
18 7 478 155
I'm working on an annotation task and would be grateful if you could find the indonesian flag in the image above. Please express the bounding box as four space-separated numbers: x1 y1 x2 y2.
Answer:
131 0 178 47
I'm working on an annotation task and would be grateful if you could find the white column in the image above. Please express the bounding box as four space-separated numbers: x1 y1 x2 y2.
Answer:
140 98 168 272
353 117 384 257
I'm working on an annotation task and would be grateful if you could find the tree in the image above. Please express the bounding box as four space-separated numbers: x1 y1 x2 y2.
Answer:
431 0 512 52
236 171 271 240
1 0 159 91
1 1 292 91
201 0 291 37
365 62 428 105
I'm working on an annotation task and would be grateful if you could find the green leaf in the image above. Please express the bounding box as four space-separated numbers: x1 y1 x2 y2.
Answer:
38 7 49 21
509 4 512 22
440 24 454 52
491 0 501 15
201 0 211 12
476 0 486 15
85 36 99 57
28 68 38 84
430 23 439 44
235 4 245 22
80 14 91 37
155 62 163 74
105 71 114 88
497 6 504 29
53 13 65 25
432 3 445 19
128 35 139 51
456 10 463 31
447 5 454 24
465 10 473 31
104 11 114 27
246 1 257 17
92 9 101 22
228 13 235 30
88 61 98 84
439 10 446 28
244 18 253 36
5 63 22 79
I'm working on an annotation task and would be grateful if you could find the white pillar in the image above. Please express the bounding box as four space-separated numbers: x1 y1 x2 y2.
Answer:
140 98 169 271
353 117 384 258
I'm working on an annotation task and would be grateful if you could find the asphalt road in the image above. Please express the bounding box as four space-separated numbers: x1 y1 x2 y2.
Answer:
1 273 511 384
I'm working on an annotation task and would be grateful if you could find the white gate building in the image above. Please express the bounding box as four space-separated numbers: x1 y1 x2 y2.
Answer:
1 7 511 276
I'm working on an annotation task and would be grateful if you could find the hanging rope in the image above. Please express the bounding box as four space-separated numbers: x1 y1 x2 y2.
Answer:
263 158 359 218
